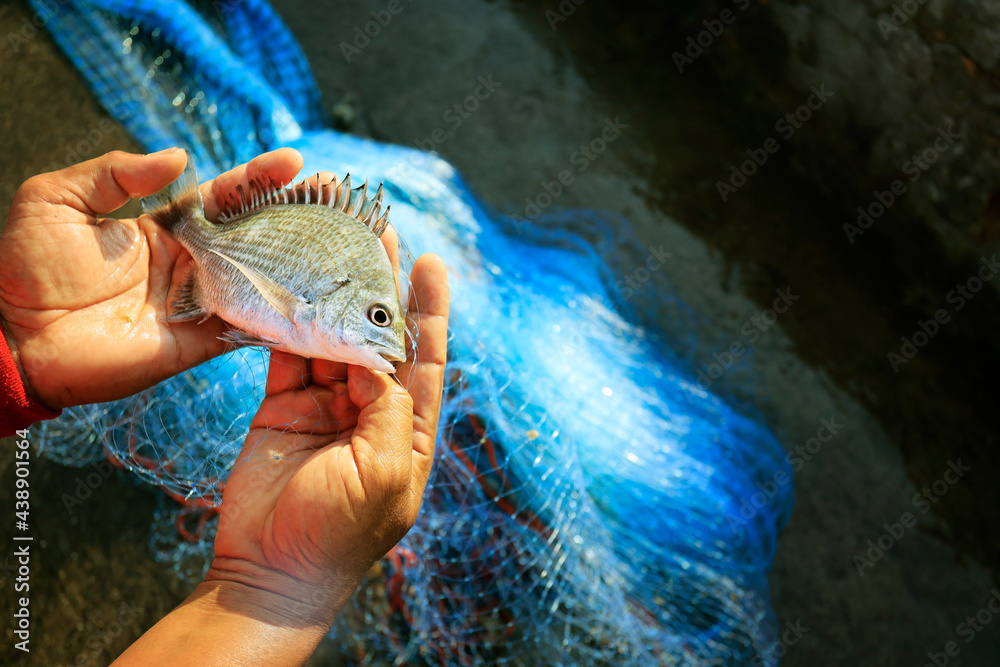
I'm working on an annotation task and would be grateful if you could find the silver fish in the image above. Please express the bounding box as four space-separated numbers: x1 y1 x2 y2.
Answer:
141 153 406 373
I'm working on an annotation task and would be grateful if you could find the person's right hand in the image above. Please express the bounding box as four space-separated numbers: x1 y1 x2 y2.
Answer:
111 250 450 667
204 247 449 628
0 148 303 410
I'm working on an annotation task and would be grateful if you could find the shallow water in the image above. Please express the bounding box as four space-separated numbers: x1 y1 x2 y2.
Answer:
1 0 998 665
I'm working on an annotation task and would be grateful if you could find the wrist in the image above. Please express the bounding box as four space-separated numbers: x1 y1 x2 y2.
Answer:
0 314 27 393
0 311 53 409
203 557 358 631
0 312 60 435
112 561 354 666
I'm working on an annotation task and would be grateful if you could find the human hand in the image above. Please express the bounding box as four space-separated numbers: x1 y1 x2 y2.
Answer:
0 147 304 410
203 241 449 630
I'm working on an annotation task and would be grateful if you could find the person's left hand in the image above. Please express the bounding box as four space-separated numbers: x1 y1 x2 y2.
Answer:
0 148 303 410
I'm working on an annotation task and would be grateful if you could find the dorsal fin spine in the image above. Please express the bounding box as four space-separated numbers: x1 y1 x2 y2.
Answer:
334 181 345 209
339 175 352 213
358 198 374 222
215 173 391 237
355 181 369 217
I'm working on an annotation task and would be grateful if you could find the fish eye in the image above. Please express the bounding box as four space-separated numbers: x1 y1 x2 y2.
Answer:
367 303 392 327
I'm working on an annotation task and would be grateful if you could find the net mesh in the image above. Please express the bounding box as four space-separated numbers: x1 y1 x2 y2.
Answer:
31 1 794 664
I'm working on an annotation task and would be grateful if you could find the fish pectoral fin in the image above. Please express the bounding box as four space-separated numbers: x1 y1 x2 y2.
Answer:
208 249 307 324
161 270 209 323
161 308 208 324
218 329 282 349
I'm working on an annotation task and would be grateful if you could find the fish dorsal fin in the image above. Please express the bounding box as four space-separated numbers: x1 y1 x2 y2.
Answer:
208 249 312 324
217 172 392 237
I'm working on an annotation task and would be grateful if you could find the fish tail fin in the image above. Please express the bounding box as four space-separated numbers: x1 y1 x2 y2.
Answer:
141 152 207 235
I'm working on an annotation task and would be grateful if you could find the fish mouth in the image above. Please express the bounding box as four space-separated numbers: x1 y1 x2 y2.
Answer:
368 342 406 372
381 351 405 365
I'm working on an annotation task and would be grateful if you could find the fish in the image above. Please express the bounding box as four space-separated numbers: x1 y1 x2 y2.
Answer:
140 152 406 373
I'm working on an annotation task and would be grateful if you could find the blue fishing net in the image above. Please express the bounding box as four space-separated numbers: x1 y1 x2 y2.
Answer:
32 0 794 664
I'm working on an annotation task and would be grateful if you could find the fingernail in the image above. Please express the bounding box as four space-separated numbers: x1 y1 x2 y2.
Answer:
146 147 182 157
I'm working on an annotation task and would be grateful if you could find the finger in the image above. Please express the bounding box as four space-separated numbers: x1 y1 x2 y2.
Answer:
251 384 358 436
381 224 399 274
311 358 349 387
202 148 303 220
299 171 337 196
265 350 310 397
11 148 187 219
395 254 449 489
346 366 414 493
309 171 337 187
380 224 402 304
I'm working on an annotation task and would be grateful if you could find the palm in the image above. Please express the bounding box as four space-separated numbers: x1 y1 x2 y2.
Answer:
0 148 304 409
0 201 215 408
269 435 375 567
215 364 404 587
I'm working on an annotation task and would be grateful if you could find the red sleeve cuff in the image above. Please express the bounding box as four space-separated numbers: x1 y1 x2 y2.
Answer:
0 335 61 437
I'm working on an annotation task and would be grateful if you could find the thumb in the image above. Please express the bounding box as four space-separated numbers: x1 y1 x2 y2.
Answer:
14 148 188 217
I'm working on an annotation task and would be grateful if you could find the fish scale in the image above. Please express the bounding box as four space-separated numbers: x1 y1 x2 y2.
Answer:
205 213 357 291
141 152 407 372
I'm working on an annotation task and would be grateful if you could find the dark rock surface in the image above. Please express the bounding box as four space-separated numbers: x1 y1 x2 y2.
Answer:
687 0 1000 264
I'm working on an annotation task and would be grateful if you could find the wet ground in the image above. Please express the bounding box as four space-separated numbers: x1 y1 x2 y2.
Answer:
2 0 999 665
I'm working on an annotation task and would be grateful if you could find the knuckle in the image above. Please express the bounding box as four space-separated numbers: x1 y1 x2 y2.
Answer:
11 174 59 209
20 173 48 190
16 174 49 198
389 384 414 411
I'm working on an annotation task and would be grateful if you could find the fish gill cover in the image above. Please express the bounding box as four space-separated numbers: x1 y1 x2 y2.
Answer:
32 0 793 664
